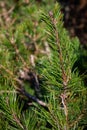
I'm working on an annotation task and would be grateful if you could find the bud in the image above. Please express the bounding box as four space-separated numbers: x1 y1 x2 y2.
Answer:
49 11 53 17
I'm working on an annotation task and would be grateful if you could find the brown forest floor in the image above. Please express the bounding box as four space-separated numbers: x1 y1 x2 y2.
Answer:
58 0 87 48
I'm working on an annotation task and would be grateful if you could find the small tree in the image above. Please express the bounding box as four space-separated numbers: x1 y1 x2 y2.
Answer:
0 1 87 130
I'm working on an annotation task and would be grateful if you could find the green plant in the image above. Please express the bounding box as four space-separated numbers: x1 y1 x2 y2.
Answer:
0 1 87 130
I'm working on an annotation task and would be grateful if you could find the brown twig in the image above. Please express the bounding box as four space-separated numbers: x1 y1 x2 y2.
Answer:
0 2 15 27
70 113 83 128
0 90 16 94
10 37 29 69
60 93 68 118
49 11 69 130
0 5 15 17
17 86 47 107
12 110 25 129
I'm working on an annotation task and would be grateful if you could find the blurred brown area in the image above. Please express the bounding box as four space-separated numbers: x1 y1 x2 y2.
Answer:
58 0 87 48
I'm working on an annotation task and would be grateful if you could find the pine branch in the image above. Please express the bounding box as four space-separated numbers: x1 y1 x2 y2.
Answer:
38 3 87 130
48 11 69 129
0 1 87 129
